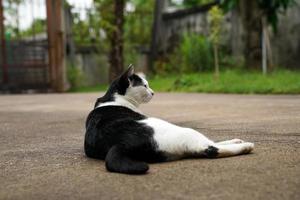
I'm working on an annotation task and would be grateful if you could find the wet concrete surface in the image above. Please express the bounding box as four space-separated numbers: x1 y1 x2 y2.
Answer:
0 93 299 200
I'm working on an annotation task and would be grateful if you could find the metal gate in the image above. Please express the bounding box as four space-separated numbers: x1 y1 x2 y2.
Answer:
0 0 50 92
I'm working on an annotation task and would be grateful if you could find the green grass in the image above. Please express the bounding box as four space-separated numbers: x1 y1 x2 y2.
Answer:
152 69 300 94
69 69 300 94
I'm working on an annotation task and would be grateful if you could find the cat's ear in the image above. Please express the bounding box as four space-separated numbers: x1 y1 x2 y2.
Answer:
123 64 134 78
119 64 134 82
118 64 134 92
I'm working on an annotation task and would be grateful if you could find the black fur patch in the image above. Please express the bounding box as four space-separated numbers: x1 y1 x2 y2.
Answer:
129 74 144 87
94 74 130 107
105 145 149 174
94 81 118 108
84 106 167 174
204 146 219 158
93 73 144 108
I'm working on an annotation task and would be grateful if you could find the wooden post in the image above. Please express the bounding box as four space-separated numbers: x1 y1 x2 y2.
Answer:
264 19 273 71
46 0 54 89
149 0 165 73
262 17 267 75
213 44 219 79
0 0 8 83
262 26 267 74
46 0 66 92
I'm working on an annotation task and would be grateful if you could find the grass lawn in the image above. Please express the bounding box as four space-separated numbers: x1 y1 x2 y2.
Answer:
70 69 300 94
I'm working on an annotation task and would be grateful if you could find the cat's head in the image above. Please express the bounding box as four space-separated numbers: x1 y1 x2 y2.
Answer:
95 65 154 108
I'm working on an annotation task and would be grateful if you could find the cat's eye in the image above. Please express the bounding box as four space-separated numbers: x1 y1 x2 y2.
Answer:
144 85 147 88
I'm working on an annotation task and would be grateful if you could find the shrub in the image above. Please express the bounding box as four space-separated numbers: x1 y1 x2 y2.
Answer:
170 34 213 72
155 33 240 74
67 64 85 90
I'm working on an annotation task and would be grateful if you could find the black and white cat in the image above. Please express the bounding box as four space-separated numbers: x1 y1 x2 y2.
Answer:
84 65 254 174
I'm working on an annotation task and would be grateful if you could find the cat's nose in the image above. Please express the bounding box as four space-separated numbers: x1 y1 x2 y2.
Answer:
151 92 154 96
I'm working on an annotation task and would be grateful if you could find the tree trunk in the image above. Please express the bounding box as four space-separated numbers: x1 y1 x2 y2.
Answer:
239 0 262 69
109 0 124 83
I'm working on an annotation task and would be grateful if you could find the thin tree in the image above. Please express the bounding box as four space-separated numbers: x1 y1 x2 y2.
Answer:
208 6 223 79
109 0 125 82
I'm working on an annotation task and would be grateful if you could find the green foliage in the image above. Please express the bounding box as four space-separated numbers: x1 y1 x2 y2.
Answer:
124 0 154 65
72 14 94 45
153 57 177 75
220 0 239 12
125 0 154 45
69 69 300 94
258 0 296 32
94 0 114 39
94 0 154 45
93 0 154 65
19 19 46 38
182 0 213 7
8 18 46 40
208 6 224 45
152 69 300 94
208 6 224 77
181 34 213 72
177 34 213 72
220 0 296 32
4 0 23 38
69 2 102 46
67 65 85 90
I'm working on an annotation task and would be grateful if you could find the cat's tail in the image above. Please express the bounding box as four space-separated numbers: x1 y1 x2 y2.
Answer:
105 145 149 174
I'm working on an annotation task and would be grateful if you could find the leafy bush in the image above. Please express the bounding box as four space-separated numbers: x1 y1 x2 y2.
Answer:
154 56 180 75
180 33 213 72
155 33 242 74
67 64 85 90
161 33 214 73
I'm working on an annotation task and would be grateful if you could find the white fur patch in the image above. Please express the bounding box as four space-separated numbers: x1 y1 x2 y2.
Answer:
214 142 254 157
139 117 214 158
96 94 142 113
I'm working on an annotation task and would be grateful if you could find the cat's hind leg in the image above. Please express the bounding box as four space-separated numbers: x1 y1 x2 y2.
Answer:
141 118 254 160
204 142 254 158
153 127 214 160
216 139 244 145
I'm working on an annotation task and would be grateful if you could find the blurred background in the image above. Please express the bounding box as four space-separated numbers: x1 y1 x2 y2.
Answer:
0 0 299 94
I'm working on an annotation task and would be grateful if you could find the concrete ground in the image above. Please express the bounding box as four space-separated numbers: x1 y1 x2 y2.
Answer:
0 93 299 200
